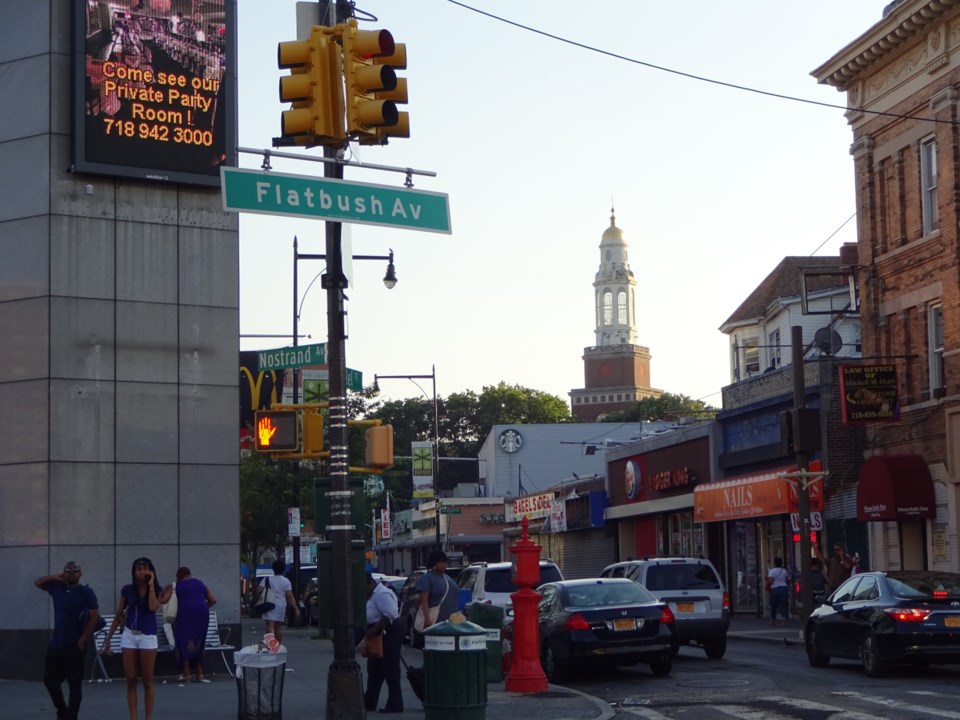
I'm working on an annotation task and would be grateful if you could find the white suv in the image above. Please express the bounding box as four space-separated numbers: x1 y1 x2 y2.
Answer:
600 557 730 659
458 560 563 607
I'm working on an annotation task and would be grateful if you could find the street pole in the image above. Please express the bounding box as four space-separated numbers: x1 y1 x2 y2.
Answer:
315 3 363 717
374 368 442 552
431 365 441 552
291 237 301 625
791 325 814 623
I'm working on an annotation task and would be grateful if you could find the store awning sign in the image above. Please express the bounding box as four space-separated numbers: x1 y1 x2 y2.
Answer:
693 461 822 522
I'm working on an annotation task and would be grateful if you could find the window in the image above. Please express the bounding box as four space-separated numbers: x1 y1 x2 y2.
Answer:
603 290 613 324
743 337 760 375
929 303 944 395
768 329 781 369
921 137 938 235
617 290 627 324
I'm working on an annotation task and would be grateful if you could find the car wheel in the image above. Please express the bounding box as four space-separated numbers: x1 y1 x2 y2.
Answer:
805 626 830 668
649 654 672 676
861 632 888 678
542 642 567 683
703 635 726 660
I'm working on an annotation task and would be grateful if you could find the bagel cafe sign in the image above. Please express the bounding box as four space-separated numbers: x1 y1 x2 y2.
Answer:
505 492 554 522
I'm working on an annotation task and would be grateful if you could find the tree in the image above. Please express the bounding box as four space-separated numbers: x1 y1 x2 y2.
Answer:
602 392 718 423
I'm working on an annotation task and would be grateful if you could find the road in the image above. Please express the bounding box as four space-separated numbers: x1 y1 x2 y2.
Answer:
559 640 960 719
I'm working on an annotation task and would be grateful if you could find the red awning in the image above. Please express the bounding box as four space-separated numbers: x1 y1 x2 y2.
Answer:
857 455 936 521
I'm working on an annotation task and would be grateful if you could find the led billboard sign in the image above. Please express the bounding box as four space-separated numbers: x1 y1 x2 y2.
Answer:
72 0 236 187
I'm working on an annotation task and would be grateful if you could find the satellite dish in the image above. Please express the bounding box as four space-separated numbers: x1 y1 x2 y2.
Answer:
814 327 843 355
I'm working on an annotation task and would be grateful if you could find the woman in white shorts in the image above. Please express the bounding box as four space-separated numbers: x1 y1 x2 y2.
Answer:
103 557 173 720
259 559 299 645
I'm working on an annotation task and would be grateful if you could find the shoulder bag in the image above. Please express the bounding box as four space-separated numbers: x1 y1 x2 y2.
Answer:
162 582 178 623
413 576 451 633
358 632 384 659
254 577 277 617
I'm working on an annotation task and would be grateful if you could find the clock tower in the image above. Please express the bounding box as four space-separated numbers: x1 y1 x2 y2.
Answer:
570 210 660 421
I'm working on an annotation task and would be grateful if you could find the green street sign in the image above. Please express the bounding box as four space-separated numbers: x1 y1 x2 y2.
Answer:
221 167 452 234
257 343 326 371
440 507 462 515
346 368 363 393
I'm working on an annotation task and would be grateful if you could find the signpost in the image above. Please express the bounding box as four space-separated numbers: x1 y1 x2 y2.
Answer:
440 508 461 515
222 167 452 234
258 343 326 371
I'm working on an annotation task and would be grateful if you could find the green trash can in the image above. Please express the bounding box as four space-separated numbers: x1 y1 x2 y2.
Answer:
423 620 487 720
465 602 504 682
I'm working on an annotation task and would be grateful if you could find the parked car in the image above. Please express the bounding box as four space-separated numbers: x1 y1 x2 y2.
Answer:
804 570 960 677
600 557 730 659
457 560 564 608
522 578 676 682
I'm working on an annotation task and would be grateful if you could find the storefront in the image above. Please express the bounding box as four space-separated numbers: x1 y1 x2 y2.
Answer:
857 454 936 570
693 461 823 616
604 423 725 577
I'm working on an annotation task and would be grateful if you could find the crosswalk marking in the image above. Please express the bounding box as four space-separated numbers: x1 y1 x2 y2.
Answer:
835 690 960 719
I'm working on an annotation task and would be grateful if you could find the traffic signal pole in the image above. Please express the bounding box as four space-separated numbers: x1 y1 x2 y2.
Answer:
317 5 364 716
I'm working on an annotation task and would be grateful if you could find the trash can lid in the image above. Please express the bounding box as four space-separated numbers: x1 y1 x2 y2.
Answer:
423 619 487 636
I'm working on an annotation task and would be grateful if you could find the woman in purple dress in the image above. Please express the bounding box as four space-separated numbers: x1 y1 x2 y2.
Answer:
173 566 217 683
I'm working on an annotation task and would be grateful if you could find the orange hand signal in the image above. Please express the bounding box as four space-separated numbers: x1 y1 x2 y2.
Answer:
258 417 278 446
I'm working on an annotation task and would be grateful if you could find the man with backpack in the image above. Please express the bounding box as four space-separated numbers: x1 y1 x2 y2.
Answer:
34 561 100 720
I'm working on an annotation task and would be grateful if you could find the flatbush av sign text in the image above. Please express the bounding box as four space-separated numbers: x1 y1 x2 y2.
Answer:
221 167 451 234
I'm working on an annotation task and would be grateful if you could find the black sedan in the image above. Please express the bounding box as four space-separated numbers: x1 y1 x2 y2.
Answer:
805 570 960 677
536 578 677 682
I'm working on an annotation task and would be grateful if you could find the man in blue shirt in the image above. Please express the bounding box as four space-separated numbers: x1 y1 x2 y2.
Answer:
34 561 99 720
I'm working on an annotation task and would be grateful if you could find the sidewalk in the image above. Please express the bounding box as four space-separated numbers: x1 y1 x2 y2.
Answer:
2 615 798 720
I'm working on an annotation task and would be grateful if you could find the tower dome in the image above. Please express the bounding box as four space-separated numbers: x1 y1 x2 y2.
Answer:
601 209 625 246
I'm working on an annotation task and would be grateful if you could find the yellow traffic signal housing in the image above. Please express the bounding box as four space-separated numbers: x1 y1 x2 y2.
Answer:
303 412 324 455
357 42 409 146
341 19 400 140
365 424 394 468
254 410 299 452
278 26 345 146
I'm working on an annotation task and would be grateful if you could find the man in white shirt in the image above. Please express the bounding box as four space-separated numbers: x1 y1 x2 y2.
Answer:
363 573 403 713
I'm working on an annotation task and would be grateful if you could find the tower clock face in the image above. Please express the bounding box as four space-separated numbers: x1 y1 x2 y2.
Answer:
598 362 612 377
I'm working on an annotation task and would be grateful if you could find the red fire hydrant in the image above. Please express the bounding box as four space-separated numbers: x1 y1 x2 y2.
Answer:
505 516 548 693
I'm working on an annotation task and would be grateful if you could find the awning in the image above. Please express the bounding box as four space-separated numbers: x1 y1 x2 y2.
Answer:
857 455 935 521
693 461 823 523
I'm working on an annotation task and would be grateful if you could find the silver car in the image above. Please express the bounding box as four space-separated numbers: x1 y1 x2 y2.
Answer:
600 557 730 659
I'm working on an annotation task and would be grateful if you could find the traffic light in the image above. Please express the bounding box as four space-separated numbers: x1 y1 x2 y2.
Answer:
277 26 345 147
341 19 401 141
253 410 299 452
357 41 409 145
365 424 394 468
303 412 324 455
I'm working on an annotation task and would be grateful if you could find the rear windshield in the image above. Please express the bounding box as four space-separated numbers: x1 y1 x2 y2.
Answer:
645 564 721 591
485 565 563 593
564 582 656 607
887 573 960 598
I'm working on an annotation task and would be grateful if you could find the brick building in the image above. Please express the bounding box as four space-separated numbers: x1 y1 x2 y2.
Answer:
814 0 958 571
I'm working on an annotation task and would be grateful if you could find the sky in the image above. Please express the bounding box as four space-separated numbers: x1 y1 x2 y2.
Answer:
236 1 886 407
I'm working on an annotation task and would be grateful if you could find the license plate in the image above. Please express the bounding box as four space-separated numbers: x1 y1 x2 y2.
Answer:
676 602 695 613
945 616 960 628
613 618 637 631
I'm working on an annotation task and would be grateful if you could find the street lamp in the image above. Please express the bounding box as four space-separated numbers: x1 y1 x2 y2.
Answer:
373 365 441 551
289 237 396 612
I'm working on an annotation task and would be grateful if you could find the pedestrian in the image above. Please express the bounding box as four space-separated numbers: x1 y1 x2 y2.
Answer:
766 556 790 627
258 559 299 646
815 542 853 593
810 557 827 598
413 550 459 647
34 560 100 720
362 573 404 714
172 566 217 684
102 557 173 720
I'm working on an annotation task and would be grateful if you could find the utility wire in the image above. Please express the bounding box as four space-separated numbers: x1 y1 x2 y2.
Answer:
446 0 957 126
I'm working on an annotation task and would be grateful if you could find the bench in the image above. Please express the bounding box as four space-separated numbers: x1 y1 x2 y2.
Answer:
89 609 235 682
